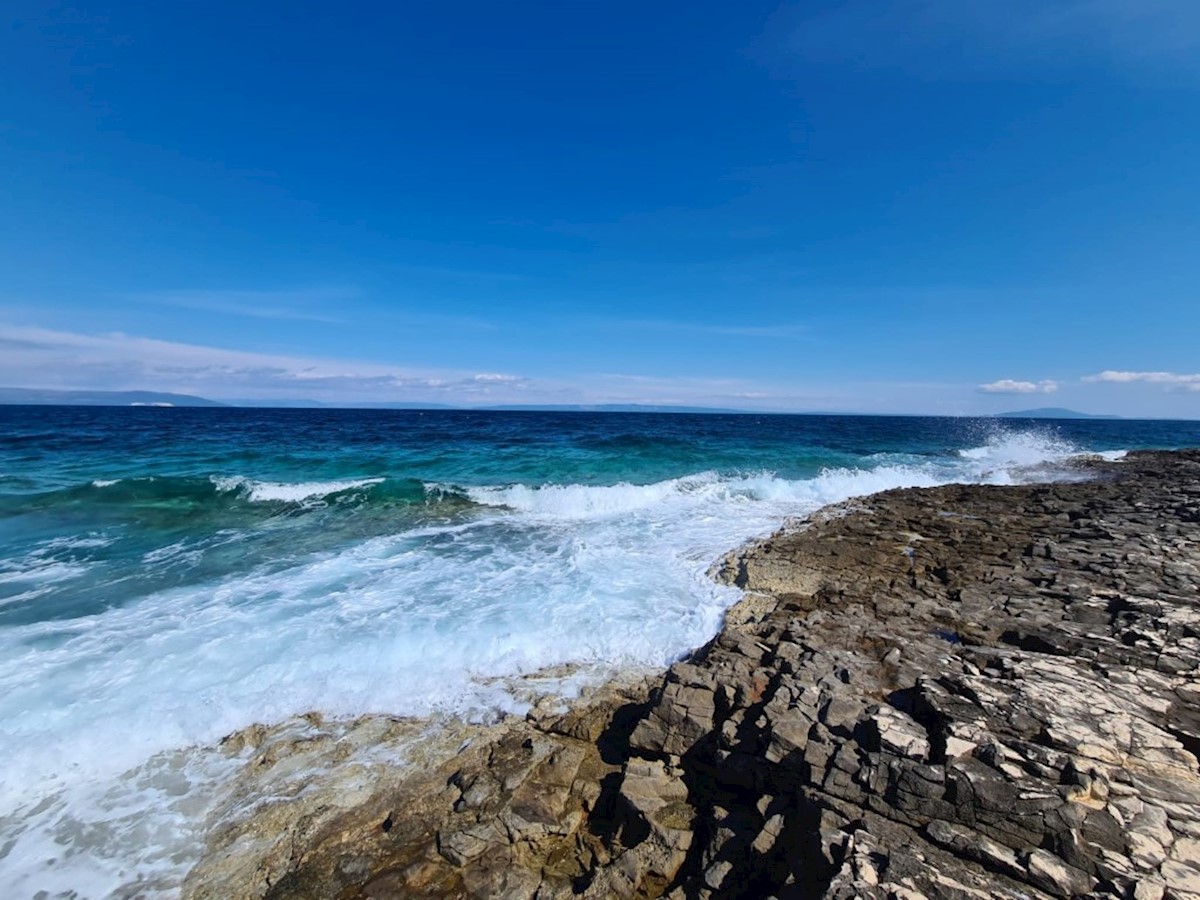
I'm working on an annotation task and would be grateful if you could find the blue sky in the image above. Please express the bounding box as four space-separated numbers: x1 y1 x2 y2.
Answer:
2 1 1199 415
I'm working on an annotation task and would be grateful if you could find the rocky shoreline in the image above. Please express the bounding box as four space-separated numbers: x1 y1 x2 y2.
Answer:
184 449 1200 900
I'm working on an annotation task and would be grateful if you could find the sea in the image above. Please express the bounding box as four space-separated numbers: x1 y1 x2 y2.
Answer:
2 406 1198 897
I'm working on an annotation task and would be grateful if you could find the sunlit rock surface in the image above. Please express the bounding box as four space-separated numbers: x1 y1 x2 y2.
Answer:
185 450 1200 899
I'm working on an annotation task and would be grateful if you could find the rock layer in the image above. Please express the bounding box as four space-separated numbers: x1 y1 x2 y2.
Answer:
185 450 1200 900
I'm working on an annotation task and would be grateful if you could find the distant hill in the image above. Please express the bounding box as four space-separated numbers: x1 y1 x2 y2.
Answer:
997 407 1119 420
8 394 744 412
222 399 456 410
480 403 753 414
0 388 225 407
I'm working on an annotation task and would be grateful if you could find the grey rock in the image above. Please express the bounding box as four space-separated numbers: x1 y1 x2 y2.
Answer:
183 450 1200 900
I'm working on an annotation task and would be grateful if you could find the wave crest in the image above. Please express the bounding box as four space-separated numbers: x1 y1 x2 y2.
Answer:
212 476 385 503
955 427 1073 462
460 427 1095 520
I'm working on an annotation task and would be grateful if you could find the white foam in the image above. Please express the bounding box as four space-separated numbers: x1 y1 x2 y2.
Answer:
38 535 114 551
212 476 384 503
0 560 88 587
141 540 206 568
91 479 120 488
0 744 244 899
0 428 1092 896
465 472 720 518
0 586 57 607
956 429 1076 467
463 464 954 522
0 537 111 600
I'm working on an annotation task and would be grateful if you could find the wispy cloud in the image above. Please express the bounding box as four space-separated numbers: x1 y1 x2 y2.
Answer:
978 379 1059 394
9 321 1191 414
765 0 1200 81
590 372 854 409
135 288 356 324
1084 370 1200 390
0 322 820 409
0 323 531 403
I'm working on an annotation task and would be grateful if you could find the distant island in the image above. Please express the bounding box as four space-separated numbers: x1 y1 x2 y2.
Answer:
0 390 1128 420
233 401 753 413
0 387 226 407
0 392 755 414
480 403 752 414
996 407 1119 420
221 399 457 410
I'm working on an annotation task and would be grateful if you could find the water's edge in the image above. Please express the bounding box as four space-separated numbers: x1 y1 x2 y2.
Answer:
180 449 1200 899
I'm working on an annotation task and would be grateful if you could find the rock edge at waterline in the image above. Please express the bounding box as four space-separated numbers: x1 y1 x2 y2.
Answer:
184 449 1200 900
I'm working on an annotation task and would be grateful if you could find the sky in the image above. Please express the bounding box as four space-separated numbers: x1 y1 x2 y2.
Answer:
2 1 1199 416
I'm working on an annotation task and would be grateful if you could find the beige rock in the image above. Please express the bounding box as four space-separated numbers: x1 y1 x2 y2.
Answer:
1162 857 1200 897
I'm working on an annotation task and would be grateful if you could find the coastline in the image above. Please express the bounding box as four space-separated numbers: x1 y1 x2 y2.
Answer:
184 449 1200 899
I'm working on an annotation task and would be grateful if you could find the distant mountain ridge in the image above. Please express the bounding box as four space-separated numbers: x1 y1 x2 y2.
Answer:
0 388 225 407
0 393 753 414
221 398 456 410
996 407 1119 420
480 403 752 414
0 392 1126 419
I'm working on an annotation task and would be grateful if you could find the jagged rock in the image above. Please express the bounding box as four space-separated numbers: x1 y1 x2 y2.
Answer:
184 450 1200 900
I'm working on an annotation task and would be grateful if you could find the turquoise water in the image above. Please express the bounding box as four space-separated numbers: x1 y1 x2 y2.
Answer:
2 407 1198 897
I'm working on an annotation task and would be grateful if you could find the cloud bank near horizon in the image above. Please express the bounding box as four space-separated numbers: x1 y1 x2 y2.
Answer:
978 379 1059 395
1085 370 1200 391
2 322 1197 415
0 323 539 405
0 322 805 409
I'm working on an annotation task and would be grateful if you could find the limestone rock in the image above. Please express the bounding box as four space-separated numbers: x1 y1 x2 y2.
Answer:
184 450 1200 900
